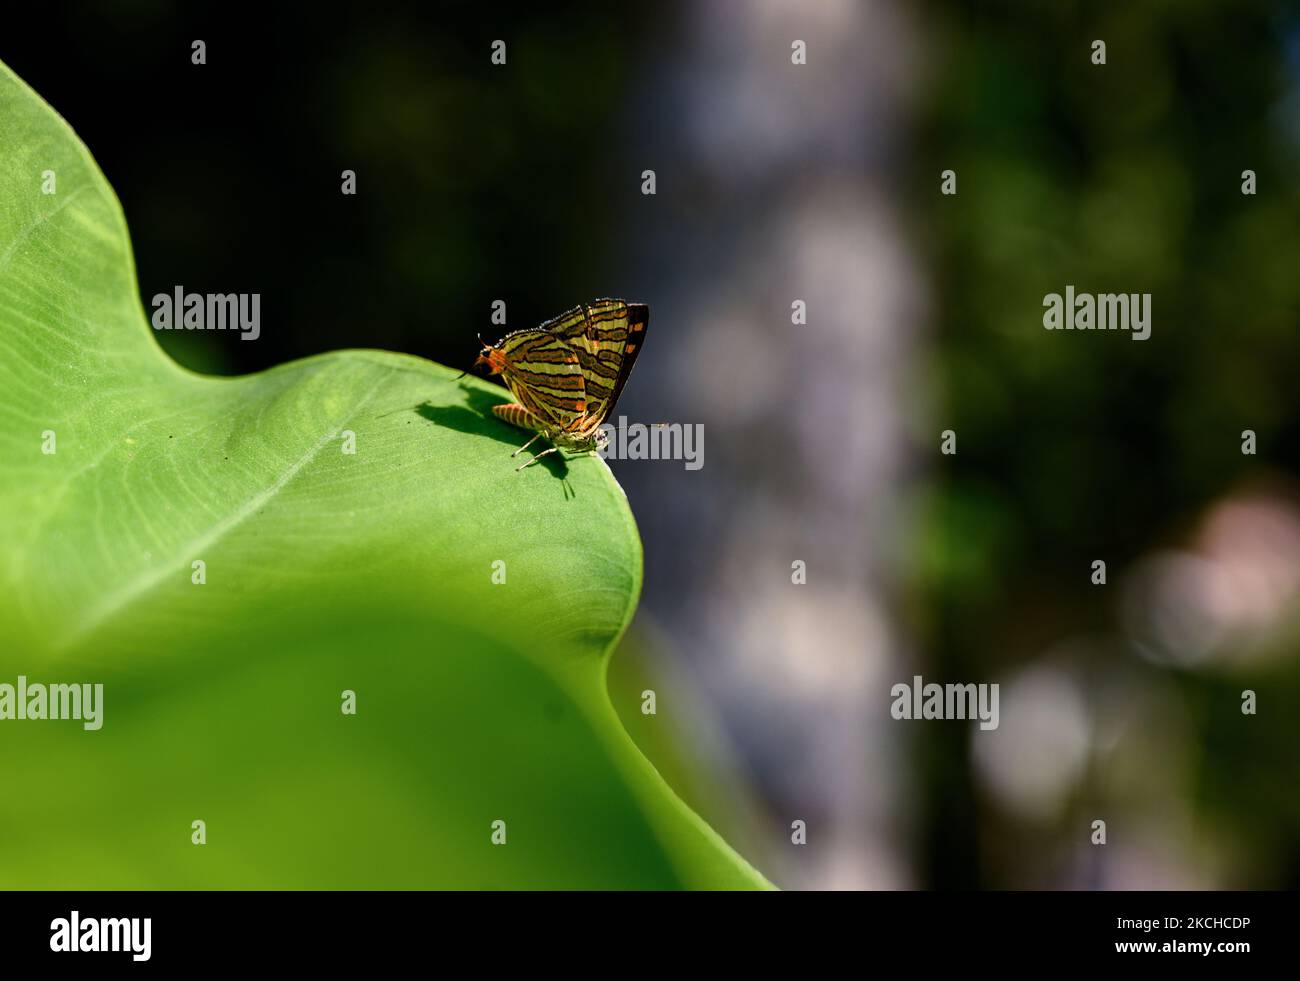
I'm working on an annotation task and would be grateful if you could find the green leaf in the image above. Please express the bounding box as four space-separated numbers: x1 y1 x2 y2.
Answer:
0 61 770 889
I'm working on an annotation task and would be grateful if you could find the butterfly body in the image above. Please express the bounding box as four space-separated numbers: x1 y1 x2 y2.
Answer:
473 299 648 469
490 401 608 453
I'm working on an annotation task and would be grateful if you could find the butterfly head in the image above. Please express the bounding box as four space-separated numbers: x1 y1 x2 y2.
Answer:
472 335 508 376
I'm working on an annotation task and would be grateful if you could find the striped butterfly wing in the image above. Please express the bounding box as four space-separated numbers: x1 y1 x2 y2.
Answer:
494 329 588 430
541 299 648 425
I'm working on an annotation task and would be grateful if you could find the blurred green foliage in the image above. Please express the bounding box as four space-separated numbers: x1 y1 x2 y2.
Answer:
914 0 1300 887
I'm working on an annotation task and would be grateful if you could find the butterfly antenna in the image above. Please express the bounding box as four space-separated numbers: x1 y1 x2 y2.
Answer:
457 334 491 380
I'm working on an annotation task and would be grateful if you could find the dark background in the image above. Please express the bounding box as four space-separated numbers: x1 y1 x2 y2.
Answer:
5 1 660 375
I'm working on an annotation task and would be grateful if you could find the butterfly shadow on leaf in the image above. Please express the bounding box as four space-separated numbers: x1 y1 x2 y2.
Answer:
414 388 575 492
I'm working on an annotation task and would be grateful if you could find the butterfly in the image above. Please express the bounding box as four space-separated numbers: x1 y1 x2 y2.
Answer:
471 299 648 470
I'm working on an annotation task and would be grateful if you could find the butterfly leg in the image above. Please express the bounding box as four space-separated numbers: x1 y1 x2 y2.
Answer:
516 446 561 472
491 403 562 471
511 432 544 458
